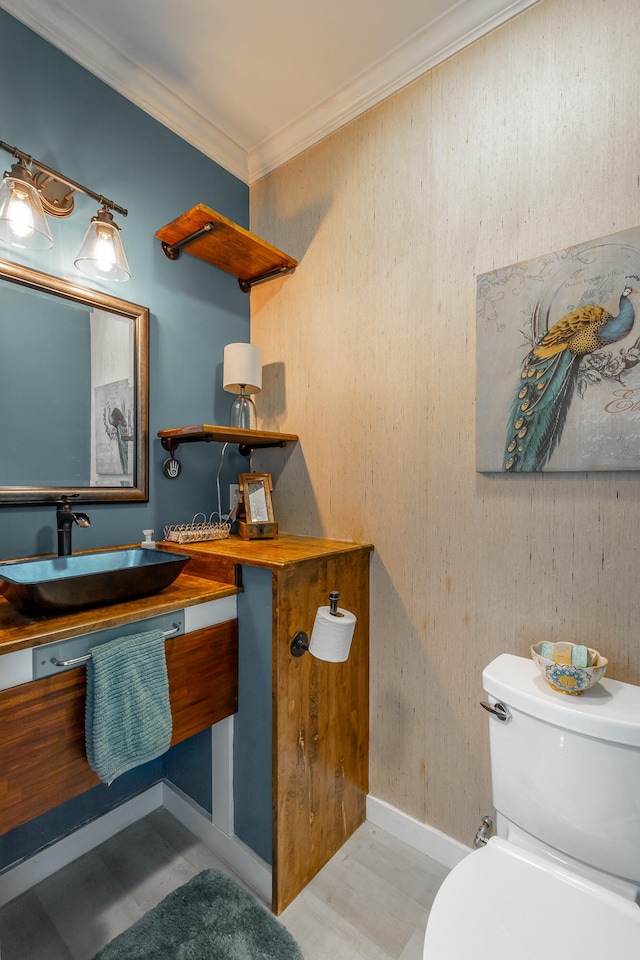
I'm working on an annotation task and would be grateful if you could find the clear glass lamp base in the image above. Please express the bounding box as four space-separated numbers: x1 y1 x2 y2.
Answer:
229 394 257 430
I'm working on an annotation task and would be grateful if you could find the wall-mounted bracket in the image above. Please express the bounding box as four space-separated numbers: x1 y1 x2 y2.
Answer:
238 264 296 293
160 223 294 291
161 221 220 261
236 439 287 456
290 631 310 657
160 433 288 457
155 204 298 293
158 424 299 462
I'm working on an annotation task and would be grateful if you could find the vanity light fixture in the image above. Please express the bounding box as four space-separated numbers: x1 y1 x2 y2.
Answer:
0 139 130 281
0 157 53 250
74 206 130 282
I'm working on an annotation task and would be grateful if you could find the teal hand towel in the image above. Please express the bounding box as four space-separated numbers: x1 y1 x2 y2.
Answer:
85 628 172 785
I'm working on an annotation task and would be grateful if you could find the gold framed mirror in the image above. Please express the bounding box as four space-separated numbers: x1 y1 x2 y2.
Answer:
0 257 148 503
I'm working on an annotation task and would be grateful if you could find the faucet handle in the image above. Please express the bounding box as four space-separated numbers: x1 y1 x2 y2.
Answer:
57 493 81 508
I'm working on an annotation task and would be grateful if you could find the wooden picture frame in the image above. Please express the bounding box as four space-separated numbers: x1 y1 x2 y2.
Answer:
238 473 278 538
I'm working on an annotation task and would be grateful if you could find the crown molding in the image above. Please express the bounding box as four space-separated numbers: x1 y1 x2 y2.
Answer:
2 0 539 186
247 0 540 182
0 0 249 182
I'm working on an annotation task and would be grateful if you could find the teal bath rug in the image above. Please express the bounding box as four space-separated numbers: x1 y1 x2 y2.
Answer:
92 869 303 960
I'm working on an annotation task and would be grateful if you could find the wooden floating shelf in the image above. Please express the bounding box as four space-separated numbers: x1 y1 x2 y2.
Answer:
158 424 299 457
155 205 298 291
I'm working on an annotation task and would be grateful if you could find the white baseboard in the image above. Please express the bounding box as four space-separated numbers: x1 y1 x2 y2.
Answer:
0 779 271 910
0 787 459 910
0 783 163 907
366 795 471 870
161 782 272 905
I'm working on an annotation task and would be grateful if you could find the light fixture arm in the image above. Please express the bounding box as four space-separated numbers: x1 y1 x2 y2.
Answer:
0 140 127 218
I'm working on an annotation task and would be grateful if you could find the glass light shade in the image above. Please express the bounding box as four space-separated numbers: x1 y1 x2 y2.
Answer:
0 166 53 250
74 208 130 282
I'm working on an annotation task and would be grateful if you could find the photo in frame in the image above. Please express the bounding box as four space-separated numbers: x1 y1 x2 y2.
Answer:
476 224 640 472
93 379 134 482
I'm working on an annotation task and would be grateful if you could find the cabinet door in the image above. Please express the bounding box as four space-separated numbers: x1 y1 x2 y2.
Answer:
166 618 238 743
272 551 370 913
0 664 98 834
0 620 238 835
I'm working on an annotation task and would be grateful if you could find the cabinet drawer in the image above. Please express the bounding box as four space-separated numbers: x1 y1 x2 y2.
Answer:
166 619 238 744
0 620 238 835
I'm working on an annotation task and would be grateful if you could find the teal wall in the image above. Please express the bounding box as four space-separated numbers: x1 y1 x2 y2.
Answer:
0 10 249 560
235 566 273 863
2 291 91 485
0 11 257 870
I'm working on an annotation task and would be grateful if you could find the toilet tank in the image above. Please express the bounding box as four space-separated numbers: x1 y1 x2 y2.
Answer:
482 654 640 886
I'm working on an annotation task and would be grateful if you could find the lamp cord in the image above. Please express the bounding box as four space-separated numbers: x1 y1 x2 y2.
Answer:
214 443 254 523
214 442 229 521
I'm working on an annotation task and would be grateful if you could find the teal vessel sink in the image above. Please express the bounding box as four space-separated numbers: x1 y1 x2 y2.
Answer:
0 548 190 614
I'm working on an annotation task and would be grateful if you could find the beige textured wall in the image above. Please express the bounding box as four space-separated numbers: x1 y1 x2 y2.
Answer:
250 0 640 846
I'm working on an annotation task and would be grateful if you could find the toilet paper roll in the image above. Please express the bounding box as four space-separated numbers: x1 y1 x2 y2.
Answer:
308 605 357 662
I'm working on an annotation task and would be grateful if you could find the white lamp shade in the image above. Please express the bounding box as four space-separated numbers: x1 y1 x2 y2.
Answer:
223 342 262 394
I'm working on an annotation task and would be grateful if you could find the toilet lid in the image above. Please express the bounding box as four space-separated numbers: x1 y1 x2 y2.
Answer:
423 838 640 959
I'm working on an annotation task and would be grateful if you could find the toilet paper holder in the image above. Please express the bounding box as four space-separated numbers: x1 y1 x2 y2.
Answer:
290 631 312 657
290 590 347 659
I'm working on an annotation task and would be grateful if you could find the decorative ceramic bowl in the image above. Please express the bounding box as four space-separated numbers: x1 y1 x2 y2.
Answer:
531 642 608 696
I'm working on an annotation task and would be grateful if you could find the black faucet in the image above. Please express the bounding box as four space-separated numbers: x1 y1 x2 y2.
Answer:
56 495 91 557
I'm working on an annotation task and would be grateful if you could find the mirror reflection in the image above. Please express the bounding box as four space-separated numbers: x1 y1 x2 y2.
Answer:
0 258 148 502
246 481 269 522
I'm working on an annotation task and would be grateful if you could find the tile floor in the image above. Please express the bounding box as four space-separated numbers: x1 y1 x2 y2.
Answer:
0 808 448 960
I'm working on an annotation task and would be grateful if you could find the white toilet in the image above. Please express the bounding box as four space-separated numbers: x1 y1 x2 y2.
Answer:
422 653 640 958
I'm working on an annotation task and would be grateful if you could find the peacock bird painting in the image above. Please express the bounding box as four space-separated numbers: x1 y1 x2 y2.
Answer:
504 278 640 471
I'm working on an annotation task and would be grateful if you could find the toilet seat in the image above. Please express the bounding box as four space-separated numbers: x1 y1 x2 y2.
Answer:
423 837 640 959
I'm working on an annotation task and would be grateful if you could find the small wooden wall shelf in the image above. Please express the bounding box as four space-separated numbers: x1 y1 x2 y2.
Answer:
155 205 298 292
158 424 299 458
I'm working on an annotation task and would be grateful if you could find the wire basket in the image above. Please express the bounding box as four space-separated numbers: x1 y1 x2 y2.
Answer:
163 513 231 544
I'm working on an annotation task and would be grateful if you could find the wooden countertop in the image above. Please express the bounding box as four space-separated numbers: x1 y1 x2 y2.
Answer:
0 535 372 657
0 572 238 657
158 533 373 569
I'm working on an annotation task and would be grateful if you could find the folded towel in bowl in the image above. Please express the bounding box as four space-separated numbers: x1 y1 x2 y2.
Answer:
85 628 172 785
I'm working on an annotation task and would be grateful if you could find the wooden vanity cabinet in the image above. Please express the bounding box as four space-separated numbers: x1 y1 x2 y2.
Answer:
159 534 372 914
0 621 238 836
0 533 371 914
271 548 370 913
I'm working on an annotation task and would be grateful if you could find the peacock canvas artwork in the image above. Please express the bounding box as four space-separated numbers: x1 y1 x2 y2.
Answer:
476 225 640 472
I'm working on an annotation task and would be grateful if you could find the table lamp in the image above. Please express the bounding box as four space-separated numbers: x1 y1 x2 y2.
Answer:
223 342 262 430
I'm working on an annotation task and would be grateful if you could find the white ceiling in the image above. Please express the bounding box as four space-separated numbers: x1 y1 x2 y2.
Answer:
2 0 538 184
